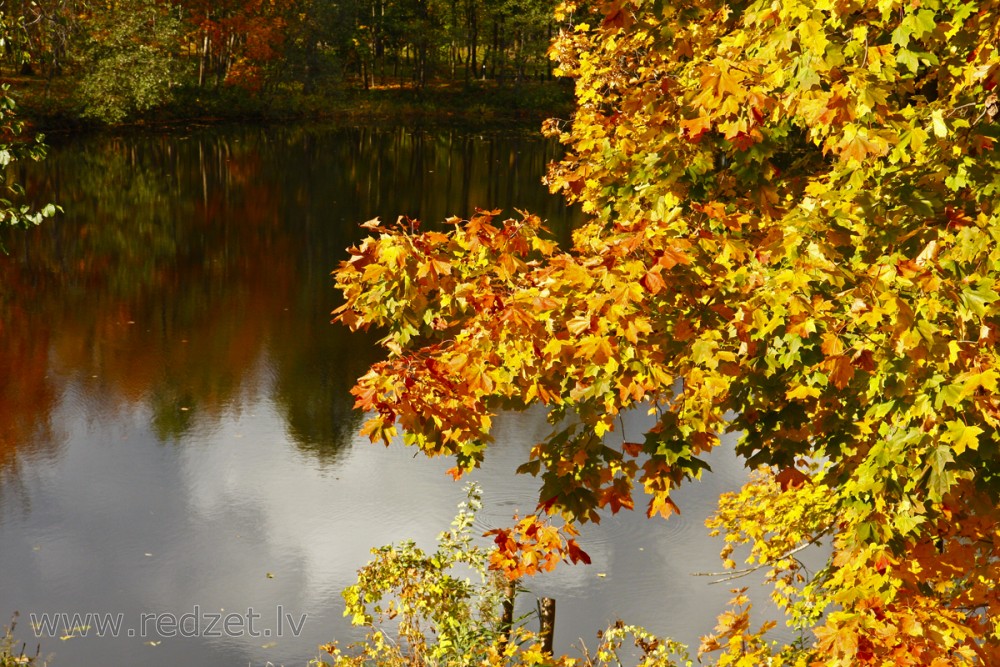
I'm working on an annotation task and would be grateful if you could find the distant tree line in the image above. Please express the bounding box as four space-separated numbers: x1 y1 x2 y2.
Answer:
0 0 558 121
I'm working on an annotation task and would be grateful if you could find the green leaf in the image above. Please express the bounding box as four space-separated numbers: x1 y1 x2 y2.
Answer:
926 445 955 501
935 383 964 410
959 281 999 317
896 49 920 74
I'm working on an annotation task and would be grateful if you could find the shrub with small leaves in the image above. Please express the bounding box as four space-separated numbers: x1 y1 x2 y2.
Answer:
319 484 690 667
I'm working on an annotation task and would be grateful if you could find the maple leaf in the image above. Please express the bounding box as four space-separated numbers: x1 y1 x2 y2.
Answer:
680 115 713 142
646 494 680 520
827 355 855 390
566 539 592 565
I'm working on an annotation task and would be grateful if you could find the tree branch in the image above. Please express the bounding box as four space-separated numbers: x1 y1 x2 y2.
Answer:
691 539 822 584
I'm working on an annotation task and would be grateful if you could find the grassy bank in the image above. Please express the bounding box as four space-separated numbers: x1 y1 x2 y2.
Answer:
9 76 575 133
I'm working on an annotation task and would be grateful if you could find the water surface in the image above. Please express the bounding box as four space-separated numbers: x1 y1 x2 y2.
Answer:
0 124 764 666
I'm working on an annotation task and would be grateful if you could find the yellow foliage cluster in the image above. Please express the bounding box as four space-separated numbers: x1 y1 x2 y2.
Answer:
334 0 1000 662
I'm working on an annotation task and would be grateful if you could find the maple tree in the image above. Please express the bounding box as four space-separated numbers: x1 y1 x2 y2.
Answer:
335 0 1000 662
175 0 291 91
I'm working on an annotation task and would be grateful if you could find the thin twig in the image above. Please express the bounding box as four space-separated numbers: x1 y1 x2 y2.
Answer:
691 540 819 584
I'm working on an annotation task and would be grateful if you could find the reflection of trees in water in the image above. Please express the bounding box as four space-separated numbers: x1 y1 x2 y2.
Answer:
330 125 574 231
269 327 375 463
0 276 62 513
267 274 381 463
0 125 578 477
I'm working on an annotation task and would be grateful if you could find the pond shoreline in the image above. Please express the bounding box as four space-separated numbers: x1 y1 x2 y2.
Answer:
8 77 576 136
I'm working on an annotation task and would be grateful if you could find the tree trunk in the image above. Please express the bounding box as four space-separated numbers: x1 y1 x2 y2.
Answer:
546 21 553 81
468 0 478 80
489 17 499 79
198 32 209 88
539 598 555 655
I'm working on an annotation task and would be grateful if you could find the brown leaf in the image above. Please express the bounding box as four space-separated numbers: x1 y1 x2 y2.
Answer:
775 466 809 491
852 348 876 372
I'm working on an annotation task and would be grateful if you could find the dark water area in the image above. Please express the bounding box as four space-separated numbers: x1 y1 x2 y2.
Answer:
0 124 764 667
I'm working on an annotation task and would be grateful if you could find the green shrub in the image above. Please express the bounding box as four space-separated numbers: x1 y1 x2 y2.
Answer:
316 484 690 667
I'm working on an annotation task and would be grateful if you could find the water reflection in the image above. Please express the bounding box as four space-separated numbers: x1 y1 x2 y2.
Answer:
0 124 576 468
0 125 774 667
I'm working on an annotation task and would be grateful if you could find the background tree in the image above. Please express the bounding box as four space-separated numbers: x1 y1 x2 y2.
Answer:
75 0 184 123
174 0 290 91
0 0 84 77
481 0 553 82
1 0 561 118
334 0 1000 663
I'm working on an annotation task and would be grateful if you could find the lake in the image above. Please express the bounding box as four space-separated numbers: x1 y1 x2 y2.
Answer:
0 124 763 666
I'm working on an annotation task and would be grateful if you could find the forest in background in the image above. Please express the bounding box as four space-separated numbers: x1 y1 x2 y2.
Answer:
0 0 565 125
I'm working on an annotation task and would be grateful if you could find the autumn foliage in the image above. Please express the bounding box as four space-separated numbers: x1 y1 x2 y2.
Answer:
335 0 1000 662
